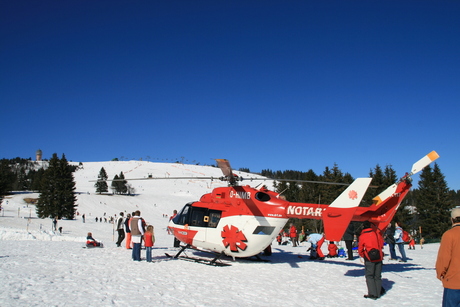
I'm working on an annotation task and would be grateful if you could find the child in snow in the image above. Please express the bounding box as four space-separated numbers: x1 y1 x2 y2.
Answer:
327 241 338 258
144 225 155 262
86 232 103 247
408 236 415 250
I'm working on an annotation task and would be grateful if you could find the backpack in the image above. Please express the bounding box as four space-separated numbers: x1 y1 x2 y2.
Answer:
367 248 382 262
402 230 410 242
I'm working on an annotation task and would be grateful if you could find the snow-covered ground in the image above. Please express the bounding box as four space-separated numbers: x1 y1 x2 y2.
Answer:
0 161 444 306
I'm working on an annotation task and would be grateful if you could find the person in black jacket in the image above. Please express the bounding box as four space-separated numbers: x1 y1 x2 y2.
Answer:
384 223 397 260
115 212 125 247
343 222 356 260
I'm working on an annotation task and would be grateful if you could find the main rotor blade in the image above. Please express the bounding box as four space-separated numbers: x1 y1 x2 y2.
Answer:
90 176 219 182
91 176 356 186
260 178 352 186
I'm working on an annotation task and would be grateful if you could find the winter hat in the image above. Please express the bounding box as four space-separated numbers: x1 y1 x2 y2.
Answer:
451 207 460 219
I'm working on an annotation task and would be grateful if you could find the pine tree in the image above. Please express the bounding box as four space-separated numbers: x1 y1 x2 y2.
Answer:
95 167 108 194
36 153 76 219
0 159 15 201
298 170 320 203
111 174 120 194
415 163 451 240
118 172 128 194
36 154 59 218
395 190 416 232
383 165 398 187
59 154 77 219
317 164 349 205
110 172 128 194
30 168 45 191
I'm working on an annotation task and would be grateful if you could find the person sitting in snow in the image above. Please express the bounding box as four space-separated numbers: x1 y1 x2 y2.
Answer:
86 232 103 247
327 241 338 258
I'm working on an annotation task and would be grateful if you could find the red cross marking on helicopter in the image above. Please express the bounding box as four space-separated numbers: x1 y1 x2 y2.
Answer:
221 225 248 252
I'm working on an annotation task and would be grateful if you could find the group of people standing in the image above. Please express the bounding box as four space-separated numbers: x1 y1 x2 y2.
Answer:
115 211 156 262
383 221 408 262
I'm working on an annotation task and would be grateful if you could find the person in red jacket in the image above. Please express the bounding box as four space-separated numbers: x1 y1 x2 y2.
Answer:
289 223 298 247
408 236 416 250
327 241 338 258
144 225 155 262
358 221 385 300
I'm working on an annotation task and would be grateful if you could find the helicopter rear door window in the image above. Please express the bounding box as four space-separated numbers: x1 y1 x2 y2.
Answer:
190 207 207 227
252 226 275 235
207 211 221 228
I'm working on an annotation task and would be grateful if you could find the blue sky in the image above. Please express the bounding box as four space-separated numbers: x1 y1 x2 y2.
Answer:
1 1 459 189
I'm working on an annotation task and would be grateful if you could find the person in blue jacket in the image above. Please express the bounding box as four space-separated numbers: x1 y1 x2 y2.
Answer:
394 222 407 262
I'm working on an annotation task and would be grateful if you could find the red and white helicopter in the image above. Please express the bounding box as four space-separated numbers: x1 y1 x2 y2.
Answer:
165 151 439 263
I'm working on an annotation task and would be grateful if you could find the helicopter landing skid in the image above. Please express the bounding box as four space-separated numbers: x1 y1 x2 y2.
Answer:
165 244 231 266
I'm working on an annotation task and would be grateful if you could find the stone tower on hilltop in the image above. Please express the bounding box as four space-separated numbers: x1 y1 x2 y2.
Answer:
36 149 42 161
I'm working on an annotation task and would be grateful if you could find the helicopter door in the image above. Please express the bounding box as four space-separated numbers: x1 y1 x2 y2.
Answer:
188 207 207 244
189 208 222 245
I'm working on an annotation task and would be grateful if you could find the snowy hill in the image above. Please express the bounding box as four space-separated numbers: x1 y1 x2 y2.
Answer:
1 160 271 240
0 161 444 306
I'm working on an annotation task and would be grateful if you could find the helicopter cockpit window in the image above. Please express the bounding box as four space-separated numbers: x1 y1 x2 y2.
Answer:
255 192 271 202
173 204 191 225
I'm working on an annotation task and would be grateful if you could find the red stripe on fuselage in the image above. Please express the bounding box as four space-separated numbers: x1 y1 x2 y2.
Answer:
169 226 198 245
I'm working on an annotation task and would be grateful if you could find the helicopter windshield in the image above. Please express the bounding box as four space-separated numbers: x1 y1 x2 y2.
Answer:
172 203 191 225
